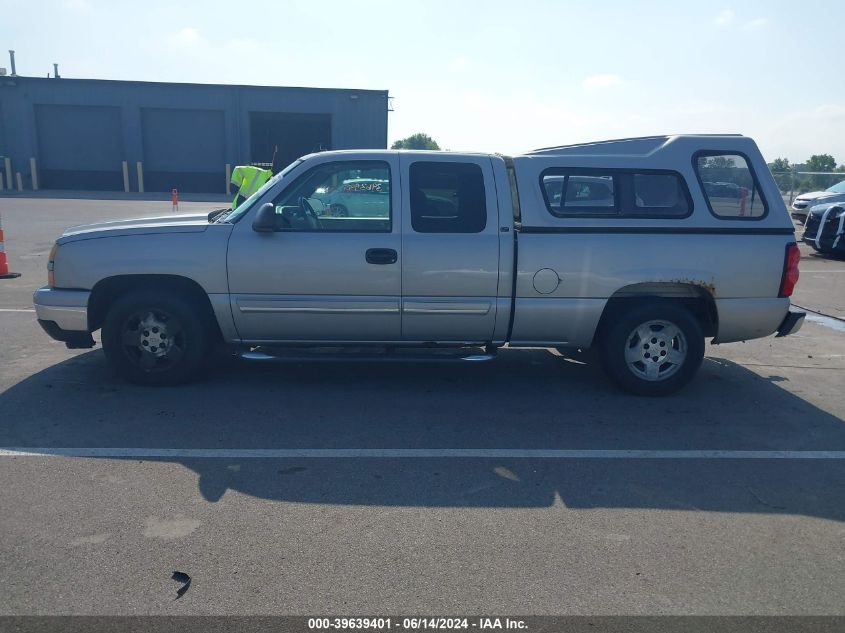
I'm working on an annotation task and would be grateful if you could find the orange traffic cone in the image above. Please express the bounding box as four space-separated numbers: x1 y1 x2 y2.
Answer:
0 212 21 279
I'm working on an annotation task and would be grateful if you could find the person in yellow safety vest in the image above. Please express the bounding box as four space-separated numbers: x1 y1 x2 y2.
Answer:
230 164 272 209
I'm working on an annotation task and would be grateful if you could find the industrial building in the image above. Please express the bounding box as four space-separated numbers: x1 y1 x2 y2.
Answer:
0 74 389 193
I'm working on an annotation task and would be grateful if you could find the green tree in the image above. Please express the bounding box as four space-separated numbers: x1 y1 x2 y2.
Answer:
698 155 737 185
702 156 736 169
806 154 836 172
767 157 792 194
806 154 837 189
391 133 440 150
768 157 791 173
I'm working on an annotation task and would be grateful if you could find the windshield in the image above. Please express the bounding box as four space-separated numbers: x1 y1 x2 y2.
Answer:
826 180 845 194
217 159 304 223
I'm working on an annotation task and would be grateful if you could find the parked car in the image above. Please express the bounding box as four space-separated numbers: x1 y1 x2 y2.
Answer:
802 202 845 256
791 180 845 221
34 135 803 396
703 181 745 198
313 178 390 217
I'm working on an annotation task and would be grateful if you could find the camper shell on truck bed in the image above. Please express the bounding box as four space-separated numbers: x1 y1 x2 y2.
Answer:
34 134 804 395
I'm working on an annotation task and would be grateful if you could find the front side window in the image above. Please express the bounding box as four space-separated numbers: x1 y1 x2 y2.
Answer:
409 162 487 233
271 160 391 232
696 153 766 219
222 159 302 223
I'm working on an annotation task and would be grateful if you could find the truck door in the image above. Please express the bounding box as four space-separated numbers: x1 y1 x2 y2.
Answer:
226 157 401 343
400 155 500 343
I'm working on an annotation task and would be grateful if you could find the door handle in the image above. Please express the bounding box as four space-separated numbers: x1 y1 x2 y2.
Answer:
366 248 398 265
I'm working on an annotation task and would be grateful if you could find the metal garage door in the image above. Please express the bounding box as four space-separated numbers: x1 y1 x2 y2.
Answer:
141 108 225 193
249 112 332 170
35 104 124 191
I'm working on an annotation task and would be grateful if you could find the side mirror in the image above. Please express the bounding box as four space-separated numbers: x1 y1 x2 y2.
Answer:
252 203 277 233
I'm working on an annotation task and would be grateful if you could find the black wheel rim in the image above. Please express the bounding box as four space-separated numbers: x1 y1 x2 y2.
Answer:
119 309 186 373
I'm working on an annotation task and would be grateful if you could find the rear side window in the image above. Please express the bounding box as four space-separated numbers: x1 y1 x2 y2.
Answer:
410 162 487 233
541 169 691 218
695 153 767 219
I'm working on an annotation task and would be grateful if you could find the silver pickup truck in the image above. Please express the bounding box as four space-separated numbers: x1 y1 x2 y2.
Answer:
34 135 804 395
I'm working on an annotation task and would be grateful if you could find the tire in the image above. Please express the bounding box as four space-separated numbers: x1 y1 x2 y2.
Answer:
599 302 704 396
101 289 208 386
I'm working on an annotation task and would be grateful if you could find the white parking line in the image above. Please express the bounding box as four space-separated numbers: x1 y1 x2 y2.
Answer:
1 448 844 459
0 308 35 312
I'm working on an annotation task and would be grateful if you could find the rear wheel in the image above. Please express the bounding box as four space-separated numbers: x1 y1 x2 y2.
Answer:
599 302 704 396
102 290 208 386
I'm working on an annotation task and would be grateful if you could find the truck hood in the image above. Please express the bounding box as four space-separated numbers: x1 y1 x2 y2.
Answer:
57 212 213 244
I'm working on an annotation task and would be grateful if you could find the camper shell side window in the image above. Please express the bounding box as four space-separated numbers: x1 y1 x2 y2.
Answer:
540 168 692 219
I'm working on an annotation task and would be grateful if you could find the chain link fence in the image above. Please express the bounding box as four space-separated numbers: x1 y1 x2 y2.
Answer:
770 170 845 205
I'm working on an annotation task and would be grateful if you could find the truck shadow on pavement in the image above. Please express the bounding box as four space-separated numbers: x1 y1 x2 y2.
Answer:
1 347 843 520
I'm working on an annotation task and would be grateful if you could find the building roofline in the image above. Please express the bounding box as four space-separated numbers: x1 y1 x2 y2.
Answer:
2 75 389 95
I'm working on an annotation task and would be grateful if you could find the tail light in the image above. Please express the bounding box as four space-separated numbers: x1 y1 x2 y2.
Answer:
779 242 800 297
47 242 58 288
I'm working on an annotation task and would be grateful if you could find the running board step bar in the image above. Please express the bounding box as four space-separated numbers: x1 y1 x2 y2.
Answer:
239 346 497 364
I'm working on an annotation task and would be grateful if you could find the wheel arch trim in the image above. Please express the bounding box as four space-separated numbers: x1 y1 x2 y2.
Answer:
86 274 233 342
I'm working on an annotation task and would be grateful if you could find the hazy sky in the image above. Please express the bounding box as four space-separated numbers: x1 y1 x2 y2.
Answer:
1 0 842 162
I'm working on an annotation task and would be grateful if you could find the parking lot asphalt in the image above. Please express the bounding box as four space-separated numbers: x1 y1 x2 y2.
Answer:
0 197 844 615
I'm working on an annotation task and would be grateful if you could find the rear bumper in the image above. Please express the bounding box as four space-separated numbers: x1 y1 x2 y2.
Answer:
33 287 95 348
776 309 806 338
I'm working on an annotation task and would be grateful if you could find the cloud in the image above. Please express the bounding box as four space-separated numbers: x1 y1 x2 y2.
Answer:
171 27 202 47
714 9 735 26
582 74 623 90
744 17 769 30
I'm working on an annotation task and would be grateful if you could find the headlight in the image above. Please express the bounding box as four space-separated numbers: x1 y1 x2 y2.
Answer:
47 242 58 287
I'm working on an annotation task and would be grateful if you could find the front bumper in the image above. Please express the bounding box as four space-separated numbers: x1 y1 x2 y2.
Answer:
775 309 806 338
37 319 95 348
803 208 845 253
33 287 95 349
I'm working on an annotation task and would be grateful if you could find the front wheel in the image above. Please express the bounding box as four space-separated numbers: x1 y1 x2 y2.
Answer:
599 302 704 396
101 290 208 386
